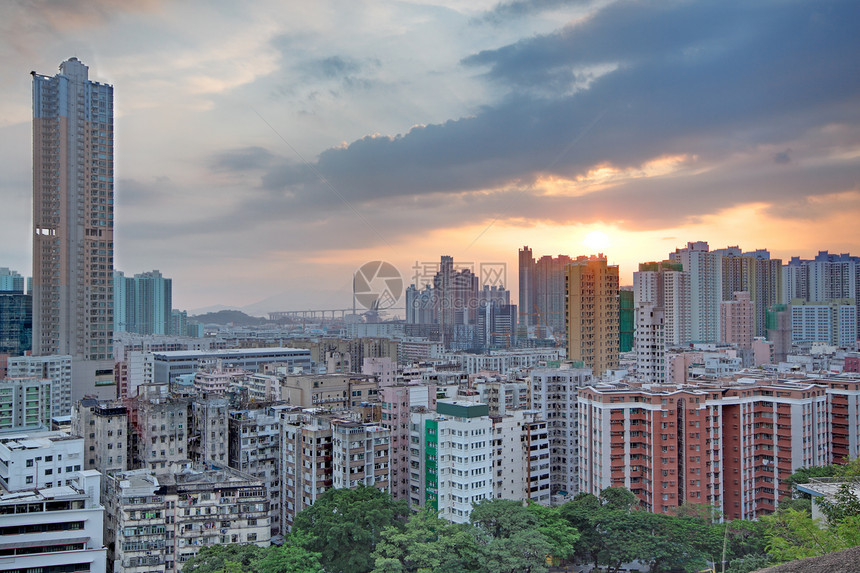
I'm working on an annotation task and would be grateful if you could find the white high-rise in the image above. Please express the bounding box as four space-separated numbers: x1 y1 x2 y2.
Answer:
670 242 721 343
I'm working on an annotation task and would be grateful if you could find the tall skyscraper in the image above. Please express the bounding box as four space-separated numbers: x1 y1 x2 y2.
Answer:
0 268 26 293
518 246 572 340
114 270 172 335
719 248 782 338
565 255 619 376
433 256 479 350
633 260 691 347
32 58 115 399
0 268 32 357
670 241 721 343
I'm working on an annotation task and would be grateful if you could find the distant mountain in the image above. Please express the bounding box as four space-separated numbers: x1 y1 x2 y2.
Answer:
187 304 241 315
189 309 270 326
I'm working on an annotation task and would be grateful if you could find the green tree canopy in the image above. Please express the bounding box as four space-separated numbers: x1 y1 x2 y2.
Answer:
182 544 266 573
292 485 409 573
371 509 479 573
255 543 324 573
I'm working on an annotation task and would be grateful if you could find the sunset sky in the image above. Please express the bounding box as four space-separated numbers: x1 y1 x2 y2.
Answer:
1 0 858 316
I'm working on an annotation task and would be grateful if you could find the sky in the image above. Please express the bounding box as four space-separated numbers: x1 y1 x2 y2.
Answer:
1 0 858 317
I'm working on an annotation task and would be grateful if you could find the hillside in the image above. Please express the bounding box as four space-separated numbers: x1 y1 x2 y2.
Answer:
190 309 269 326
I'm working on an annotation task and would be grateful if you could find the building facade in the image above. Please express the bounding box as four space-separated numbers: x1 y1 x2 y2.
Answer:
104 464 270 572
410 401 493 523
7 354 73 418
720 291 754 349
529 367 593 497
670 242 721 343
115 270 173 336
565 255 620 376
0 471 106 573
32 58 115 400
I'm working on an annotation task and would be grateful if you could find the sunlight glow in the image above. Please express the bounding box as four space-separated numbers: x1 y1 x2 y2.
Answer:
583 230 611 251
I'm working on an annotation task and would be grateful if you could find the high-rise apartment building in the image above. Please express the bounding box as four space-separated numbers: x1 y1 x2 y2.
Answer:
7 354 73 417
577 379 830 520
720 291 754 349
635 304 666 382
32 58 115 400
0 268 26 293
529 367 593 497
633 260 691 347
409 401 493 523
518 247 572 340
790 299 857 349
670 242 721 343
783 251 860 332
565 255 619 376
719 248 782 337
0 378 52 432
114 270 172 335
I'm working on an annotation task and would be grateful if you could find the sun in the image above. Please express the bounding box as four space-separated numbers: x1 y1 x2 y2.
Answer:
583 230 611 252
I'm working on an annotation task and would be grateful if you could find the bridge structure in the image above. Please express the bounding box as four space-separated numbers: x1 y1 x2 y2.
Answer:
268 309 357 321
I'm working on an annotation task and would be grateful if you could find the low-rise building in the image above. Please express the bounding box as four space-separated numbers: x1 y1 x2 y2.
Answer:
104 463 270 572
228 406 282 535
0 470 106 573
73 398 128 477
0 431 85 491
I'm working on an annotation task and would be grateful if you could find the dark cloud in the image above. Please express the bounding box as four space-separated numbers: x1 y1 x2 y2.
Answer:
209 146 278 172
317 56 361 79
187 0 860 255
773 149 792 164
116 176 173 208
267 41 384 100
479 0 593 24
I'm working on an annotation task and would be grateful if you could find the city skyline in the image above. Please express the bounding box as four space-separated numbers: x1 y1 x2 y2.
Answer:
1 1 858 314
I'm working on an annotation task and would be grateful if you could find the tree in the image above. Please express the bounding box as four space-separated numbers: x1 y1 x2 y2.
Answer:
639 512 715 573
720 519 769 564
762 507 848 562
469 499 538 538
816 483 860 524
256 543 324 573
182 544 266 573
599 487 639 511
469 499 557 573
480 529 554 573
525 502 580 563
725 553 770 573
559 493 604 563
371 509 479 573
292 485 409 573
